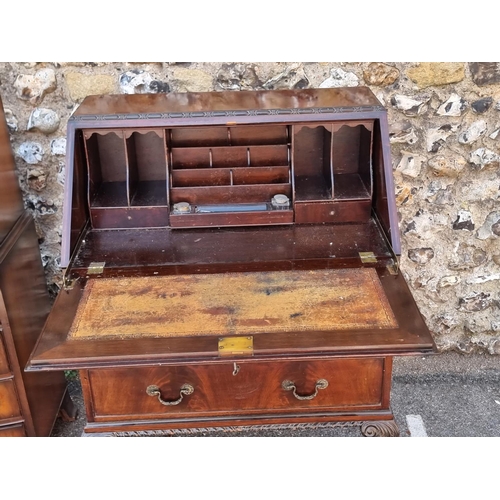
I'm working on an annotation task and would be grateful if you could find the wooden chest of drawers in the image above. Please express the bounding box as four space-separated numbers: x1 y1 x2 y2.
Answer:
27 88 436 436
0 213 68 436
0 99 67 437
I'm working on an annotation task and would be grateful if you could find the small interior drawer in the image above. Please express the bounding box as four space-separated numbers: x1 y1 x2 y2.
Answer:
87 357 386 421
0 379 21 420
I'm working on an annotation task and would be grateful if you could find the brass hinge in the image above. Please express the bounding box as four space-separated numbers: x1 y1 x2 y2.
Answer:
359 251 377 264
218 336 253 357
63 275 78 290
87 261 105 275
386 261 399 275
62 267 78 290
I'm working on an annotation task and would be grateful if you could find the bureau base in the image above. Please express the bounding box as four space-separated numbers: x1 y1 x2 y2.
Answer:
78 355 400 437
83 419 399 437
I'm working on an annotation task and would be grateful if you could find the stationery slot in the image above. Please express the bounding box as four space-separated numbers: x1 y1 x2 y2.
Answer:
126 131 167 206
293 124 333 202
332 122 373 201
84 131 128 208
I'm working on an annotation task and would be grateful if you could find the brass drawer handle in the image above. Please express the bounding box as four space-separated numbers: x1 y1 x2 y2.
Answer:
282 379 328 400
146 384 194 406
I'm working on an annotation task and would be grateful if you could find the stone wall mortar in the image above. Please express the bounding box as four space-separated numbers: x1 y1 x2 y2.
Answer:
1 62 499 353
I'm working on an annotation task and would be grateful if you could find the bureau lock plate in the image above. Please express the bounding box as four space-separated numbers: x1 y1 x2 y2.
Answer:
218 336 253 357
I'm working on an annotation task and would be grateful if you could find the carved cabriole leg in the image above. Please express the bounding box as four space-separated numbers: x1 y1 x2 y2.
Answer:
361 420 399 437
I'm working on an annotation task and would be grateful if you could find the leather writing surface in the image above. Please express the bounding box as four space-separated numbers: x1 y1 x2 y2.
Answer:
70 268 397 340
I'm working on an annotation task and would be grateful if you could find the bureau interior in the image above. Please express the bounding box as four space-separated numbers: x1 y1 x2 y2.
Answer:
80 121 377 225
65 119 393 274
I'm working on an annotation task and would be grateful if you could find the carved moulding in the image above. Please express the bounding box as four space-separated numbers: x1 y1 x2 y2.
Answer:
361 420 400 437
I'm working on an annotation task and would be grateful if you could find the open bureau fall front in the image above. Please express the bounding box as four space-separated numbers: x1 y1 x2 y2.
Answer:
27 88 435 436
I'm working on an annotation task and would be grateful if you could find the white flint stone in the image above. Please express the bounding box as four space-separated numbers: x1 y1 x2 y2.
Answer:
14 68 57 105
469 148 500 169
57 163 65 186
17 142 44 164
319 68 359 88
437 313 460 330
476 211 500 240
466 274 500 284
119 70 153 94
51 138 67 155
4 109 18 132
489 128 500 139
426 182 454 205
390 121 418 145
27 108 60 134
426 125 458 152
438 276 461 288
263 63 309 90
426 180 442 197
408 248 434 265
488 340 500 355
436 93 467 116
391 94 429 116
396 151 426 178
454 209 474 228
458 120 487 144
404 211 448 240
375 91 386 106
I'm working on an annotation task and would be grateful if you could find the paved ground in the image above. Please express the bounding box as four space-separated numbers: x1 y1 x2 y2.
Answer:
51 351 500 437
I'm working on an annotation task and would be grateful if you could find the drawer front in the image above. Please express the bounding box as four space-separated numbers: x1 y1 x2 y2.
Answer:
0 423 26 437
88 358 385 420
0 379 21 420
0 333 10 377
294 200 372 224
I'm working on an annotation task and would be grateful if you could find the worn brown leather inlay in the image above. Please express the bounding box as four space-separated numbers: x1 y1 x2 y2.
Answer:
69 268 397 340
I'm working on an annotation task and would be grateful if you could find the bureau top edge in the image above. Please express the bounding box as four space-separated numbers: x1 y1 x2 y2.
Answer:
69 87 386 122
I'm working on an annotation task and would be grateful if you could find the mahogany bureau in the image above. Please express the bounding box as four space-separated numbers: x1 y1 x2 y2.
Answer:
0 98 67 437
27 88 436 436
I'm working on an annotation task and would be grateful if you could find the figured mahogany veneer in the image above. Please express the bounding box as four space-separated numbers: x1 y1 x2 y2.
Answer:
0 379 21 420
28 88 435 436
84 358 388 422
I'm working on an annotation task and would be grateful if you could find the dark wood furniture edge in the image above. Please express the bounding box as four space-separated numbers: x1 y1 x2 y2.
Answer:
83 409 397 433
0 212 68 436
70 106 386 123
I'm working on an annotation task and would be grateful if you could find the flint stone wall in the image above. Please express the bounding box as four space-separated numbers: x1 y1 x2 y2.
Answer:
0 62 499 354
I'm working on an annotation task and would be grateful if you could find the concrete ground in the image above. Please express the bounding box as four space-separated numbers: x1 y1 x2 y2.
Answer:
50 351 500 437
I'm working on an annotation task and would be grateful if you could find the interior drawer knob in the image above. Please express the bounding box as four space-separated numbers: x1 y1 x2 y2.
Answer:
146 384 194 406
282 379 328 400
